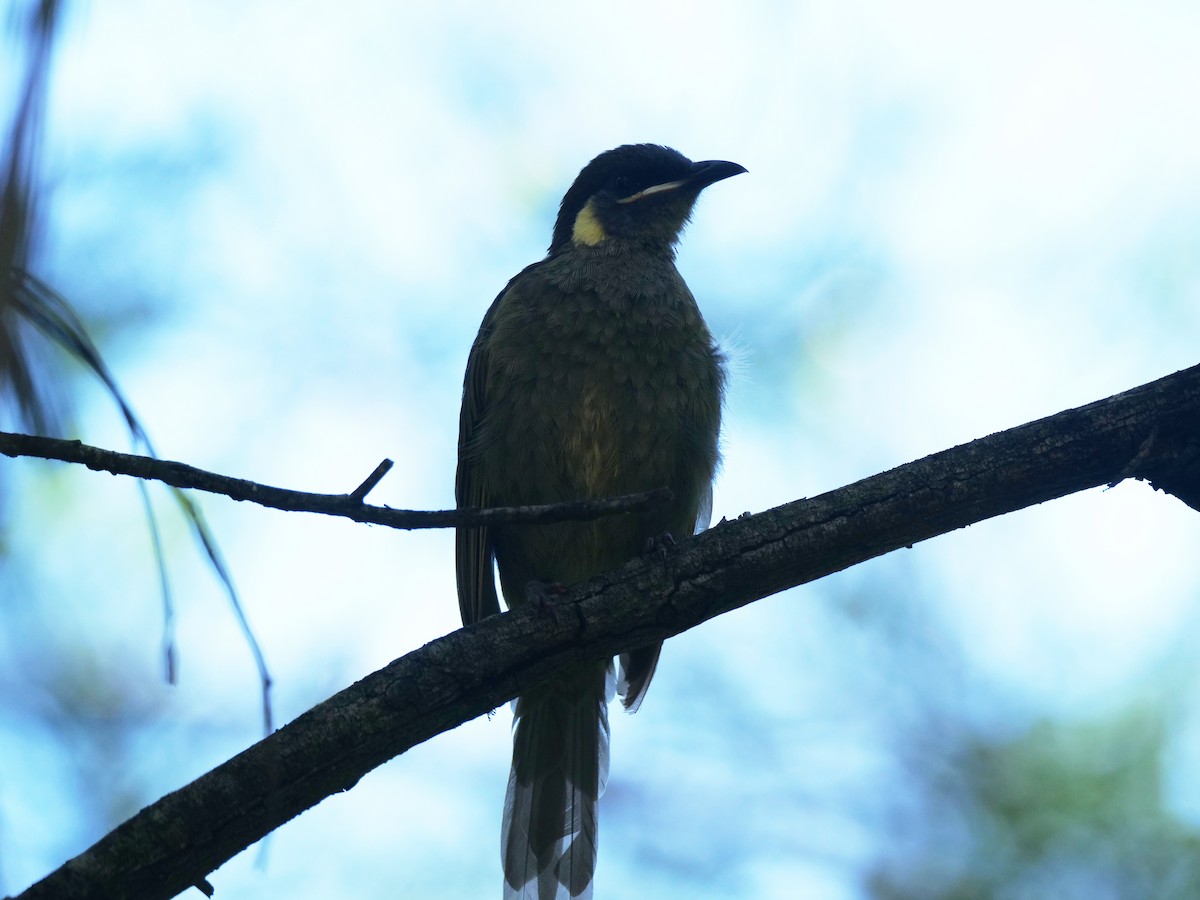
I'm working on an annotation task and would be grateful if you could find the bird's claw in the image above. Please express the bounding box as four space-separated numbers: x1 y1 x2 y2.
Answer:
645 532 678 568
525 580 568 623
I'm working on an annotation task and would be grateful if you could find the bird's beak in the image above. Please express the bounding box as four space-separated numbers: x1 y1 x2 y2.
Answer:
685 159 749 190
617 159 747 204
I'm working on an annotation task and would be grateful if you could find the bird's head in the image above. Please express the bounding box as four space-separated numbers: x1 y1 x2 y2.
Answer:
549 144 746 255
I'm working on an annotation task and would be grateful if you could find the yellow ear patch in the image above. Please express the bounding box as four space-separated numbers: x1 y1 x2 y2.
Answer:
572 200 607 246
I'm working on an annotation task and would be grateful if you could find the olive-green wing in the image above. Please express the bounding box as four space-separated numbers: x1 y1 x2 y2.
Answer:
454 286 509 626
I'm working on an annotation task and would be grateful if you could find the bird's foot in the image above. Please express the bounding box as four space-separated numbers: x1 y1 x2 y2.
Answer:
525 580 568 623
645 532 678 565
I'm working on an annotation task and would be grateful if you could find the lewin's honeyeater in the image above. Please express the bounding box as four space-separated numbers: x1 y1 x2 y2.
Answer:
456 143 745 899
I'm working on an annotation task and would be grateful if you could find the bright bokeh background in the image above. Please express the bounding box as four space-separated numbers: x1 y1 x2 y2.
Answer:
4 2 1200 897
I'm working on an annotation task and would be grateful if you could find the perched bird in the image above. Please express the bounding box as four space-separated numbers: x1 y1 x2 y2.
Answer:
456 143 744 899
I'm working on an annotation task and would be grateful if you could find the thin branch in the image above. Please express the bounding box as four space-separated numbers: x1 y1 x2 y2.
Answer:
12 362 1200 900
0 430 674 528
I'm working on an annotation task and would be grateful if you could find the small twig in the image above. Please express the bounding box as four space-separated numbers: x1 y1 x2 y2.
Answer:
1110 424 1159 486
0 431 672 529
349 458 393 502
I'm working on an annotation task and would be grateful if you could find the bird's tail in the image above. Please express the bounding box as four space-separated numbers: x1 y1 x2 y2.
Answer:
502 662 613 900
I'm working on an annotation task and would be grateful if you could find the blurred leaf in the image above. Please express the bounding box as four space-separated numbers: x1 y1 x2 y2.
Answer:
0 0 273 732
870 705 1200 900
0 0 61 432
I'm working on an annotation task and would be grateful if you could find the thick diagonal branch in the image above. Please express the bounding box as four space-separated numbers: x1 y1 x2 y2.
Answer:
12 362 1200 900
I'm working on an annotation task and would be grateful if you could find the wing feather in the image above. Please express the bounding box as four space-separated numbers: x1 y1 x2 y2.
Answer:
455 287 508 625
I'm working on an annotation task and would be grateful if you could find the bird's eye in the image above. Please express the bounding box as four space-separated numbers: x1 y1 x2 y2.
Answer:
612 175 634 195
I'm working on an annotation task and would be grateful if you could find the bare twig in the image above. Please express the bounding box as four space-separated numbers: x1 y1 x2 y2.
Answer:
349 458 393 502
0 430 674 528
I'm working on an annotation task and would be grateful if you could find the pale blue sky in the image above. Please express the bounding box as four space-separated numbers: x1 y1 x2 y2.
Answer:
4 2 1200 897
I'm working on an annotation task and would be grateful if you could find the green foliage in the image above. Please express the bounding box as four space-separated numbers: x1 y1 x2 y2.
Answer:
870 706 1200 899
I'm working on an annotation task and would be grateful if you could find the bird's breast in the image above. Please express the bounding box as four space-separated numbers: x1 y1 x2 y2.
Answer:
484 257 718 503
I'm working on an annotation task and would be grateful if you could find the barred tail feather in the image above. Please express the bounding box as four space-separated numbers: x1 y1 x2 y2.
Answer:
502 663 611 899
